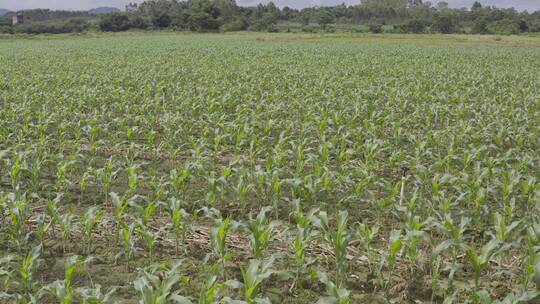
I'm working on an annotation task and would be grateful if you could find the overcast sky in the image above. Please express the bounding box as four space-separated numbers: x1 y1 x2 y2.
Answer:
1 0 539 12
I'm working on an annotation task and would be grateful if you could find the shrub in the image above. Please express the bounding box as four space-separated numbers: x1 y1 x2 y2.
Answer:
99 13 132 32
0 25 13 34
14 18 91 34
472 16 489 34
220 18 248 32
368 22 383 33
398 19 428 33
151 14 171 28
188 12 221 31
249 13 277 32
433 15 455 34
490 18 519 35
129 14 150 29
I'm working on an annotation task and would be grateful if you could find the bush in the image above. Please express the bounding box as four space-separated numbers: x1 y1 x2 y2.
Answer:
129 14 150 29
99 13 132 32
433 15 455 34
490 18 519 35
220 18 248 32
368 23 383 33
397 19 428 33
301 25 318 33
249 13 277 32
472 16 489 34
151 14 171 28
188 12 221 31
14 18 91 34
518 19 529 33
0 25 13 34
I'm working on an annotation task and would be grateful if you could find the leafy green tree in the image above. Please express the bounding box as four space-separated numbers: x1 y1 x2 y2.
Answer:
317 9 335 28
472 16 489 34
99 13 132 32
433 14 454 33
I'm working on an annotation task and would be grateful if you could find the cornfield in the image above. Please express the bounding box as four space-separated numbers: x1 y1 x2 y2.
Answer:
0 33 539 303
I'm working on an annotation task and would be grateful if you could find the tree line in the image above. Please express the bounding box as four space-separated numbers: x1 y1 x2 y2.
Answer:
1 0 540 35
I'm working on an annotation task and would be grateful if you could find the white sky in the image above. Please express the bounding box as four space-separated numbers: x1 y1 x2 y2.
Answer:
0 0 539 11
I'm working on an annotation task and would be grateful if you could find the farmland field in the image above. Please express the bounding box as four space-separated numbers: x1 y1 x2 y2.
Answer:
0 32 539 303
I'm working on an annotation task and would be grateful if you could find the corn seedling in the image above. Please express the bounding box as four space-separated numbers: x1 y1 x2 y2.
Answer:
246 207 280 260
133 261 187 304
315 210 353 288
81 207 103 254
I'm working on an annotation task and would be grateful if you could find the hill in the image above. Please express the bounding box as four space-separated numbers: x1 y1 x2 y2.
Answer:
88 7 120 15
0 9 12 16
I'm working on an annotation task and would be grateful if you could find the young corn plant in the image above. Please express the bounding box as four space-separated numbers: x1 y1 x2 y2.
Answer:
59 211 74 254
10 152 25 190
316 271 350 304
238 257 278 304
137 222 158 264
271 171 281 219
193 262 230 304
403 214 430 268
7 196 30 252
133 261 187 304
314 210 353 289
120 223 137 270
34 214 52 251
207 211 237 280
98 158 117 205
78 168 94 205
465 239 501 291
356 222 379 275
39 255 88 304
234 169 252 210
523 223 540 289
290 201 318 292
246 207 280 260
378 230 403 292
432 216 470 260
130 200 158 227
74 284 117 304
167 198 191 256
110 192 128 240
205 171 220 208
169 168 191 201
18 245 42 294
127 164 141 195
55 159 76 193
81 207 103 255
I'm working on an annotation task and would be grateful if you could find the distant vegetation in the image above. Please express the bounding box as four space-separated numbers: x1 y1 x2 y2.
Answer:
88 7 121 15
1 0 540 35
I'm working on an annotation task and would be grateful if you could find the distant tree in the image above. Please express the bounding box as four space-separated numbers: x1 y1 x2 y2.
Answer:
214 0 238 22
152 14 171 27
407 0 423 8
368 22 383 33
436 1 449 11
433 14 454 33
299 13 310 26
188 12 220 31
491 18 519 35
472 1 482 11
250 12 277 31
128 14 150 29
317 9 335 27
518 19 529 32
401 19 427 33
99 13 132 31
472 16 489 34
